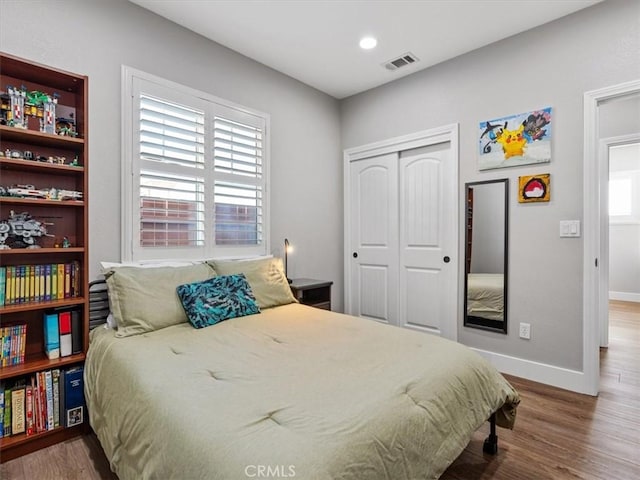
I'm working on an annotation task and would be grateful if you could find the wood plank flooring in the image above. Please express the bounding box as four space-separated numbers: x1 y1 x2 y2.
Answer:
2 301 639 479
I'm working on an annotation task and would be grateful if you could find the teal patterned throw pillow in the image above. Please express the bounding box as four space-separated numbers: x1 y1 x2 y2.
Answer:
177 274 260 328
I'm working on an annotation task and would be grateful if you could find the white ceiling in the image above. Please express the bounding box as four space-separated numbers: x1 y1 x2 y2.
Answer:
130 0 601 99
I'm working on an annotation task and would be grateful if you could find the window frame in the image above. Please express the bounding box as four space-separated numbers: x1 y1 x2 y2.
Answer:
121 66 270 261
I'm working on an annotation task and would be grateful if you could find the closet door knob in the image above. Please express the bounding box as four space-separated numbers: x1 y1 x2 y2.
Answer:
353 252 358 258
443 256 450 263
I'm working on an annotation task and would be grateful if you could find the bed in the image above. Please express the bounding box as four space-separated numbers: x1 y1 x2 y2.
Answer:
466 273 505 321
86 258 519 480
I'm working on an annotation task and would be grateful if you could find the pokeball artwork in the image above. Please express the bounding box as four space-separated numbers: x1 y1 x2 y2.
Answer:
519 174 550 203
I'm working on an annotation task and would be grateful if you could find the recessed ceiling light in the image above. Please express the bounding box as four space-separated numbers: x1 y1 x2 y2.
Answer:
359 37 377 50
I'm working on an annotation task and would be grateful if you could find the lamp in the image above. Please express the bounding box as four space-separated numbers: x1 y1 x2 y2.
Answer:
284 238 293 283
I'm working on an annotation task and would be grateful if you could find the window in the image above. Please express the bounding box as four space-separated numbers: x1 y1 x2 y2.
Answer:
609 170 640 224
123 68 269 261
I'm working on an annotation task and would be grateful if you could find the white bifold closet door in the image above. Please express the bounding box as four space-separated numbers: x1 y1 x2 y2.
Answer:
349 142 455 338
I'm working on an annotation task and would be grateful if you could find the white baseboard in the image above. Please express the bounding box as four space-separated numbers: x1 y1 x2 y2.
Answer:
471 348 594 396
609 291 640 303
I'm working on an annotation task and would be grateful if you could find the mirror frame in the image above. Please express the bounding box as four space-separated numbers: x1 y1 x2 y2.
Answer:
463 178 509 334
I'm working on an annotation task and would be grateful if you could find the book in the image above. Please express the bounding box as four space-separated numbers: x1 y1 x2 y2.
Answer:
26 385 34 436
18 265 25 304
39 264 45 302
59 370 65 429
0 388 4 437
44 312 60 360
34 374 42 433
11 386 26 434
57 263 65 300
45 370 54 431
4 266 12 305
64 263 71 298
51 264 58 301
0 266 5 306
28 264 35 303
63 366 84 427
18 324 26 364
71 310 82 354
52 369 60 428
59 311 72 357
44 264 52 301
4 388 11 436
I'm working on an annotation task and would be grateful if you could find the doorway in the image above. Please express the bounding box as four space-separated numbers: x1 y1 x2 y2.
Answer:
600 139 640 348
584 79 640 396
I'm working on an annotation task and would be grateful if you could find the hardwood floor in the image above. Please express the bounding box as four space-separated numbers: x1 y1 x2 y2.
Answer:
2 301 639 479
443 300 640 480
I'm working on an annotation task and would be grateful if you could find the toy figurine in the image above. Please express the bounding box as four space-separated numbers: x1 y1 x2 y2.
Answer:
0 210 54 249
41 94 57 134
7 85 27 129
62 236 71 248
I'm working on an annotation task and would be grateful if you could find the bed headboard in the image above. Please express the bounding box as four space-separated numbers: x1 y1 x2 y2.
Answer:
89 279 110 330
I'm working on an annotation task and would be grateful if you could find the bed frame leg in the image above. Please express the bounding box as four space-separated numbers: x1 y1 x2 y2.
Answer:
483 413 498 455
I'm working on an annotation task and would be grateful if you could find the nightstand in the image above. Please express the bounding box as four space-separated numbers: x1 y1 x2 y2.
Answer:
290 278 333 311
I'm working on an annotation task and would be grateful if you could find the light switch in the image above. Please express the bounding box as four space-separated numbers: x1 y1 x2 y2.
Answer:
560 220 581 238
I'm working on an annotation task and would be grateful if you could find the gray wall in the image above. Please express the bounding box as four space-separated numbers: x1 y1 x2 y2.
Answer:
0 0 344 310
341 0 640 371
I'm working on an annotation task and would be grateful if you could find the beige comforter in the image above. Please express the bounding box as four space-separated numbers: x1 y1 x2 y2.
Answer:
467 273 504 321
86 304 518 480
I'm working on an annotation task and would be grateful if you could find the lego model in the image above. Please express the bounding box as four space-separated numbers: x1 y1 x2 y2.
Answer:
0 210 54 249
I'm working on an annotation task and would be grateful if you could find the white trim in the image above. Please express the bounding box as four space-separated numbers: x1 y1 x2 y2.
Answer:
583 79 640 396
472 348 588 395
343 124 459 341
609 291 640 303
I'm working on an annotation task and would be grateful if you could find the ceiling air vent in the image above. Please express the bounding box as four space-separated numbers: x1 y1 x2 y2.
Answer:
384 52 419 71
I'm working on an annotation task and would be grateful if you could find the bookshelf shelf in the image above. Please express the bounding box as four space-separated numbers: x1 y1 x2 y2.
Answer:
0 52 89 461
0 297 86 314
0 247 84 256
0 352 85 381
0 197 84 207
0 125 84 148
0 157 84 174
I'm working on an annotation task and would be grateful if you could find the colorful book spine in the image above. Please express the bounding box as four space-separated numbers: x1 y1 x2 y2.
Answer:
44 264 52 301
57 264 64 300
26 385 34 436
29 264 35 303
52 369 60 428
51 264 58 301
3 388 11 437
0 389 4 437
18 265 26 304
45 370 54 431
0 266 5 306
11 387 25 435
5 266 12 305
64 263 71 299
39 264 45 302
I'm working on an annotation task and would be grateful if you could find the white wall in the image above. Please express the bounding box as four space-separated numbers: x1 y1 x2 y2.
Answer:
341 1 640 371
0 0 345 310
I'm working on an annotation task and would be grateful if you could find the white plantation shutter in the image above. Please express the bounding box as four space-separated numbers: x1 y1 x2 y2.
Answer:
213 116 263 246
126 72 269 261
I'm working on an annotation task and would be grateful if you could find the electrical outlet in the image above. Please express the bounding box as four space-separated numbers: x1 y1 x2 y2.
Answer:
519 323 531 340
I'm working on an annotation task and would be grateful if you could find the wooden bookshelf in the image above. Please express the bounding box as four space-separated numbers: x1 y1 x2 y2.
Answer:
0 52 89 461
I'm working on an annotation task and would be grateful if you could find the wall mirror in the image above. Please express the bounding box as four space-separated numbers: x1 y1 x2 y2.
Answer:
464 179 509 334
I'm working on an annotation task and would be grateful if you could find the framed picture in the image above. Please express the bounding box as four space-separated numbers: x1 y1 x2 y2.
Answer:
67 406 84 427
478 107 552 171
518 174 550 203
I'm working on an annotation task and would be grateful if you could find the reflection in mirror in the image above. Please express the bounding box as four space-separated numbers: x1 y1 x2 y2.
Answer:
464 179 508 333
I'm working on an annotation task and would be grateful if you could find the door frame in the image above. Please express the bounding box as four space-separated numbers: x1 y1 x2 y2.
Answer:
343 123 459 340
583 79 640 395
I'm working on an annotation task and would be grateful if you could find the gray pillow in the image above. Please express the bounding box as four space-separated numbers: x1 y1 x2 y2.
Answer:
208 257 297 309
105 263 216 337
